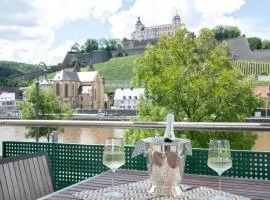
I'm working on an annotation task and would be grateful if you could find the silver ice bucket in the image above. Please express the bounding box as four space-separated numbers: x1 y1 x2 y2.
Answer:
147 138 191 196
132 137 192 196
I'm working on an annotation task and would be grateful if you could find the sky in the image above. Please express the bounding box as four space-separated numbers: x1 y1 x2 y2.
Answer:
0 0 269 65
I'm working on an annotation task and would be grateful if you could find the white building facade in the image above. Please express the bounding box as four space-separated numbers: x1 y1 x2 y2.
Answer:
0 93 16 108
113 88 145 110
0 92 18 116
131 14 181 41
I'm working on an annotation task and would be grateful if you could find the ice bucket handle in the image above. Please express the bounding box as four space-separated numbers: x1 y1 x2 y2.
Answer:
132 138 192 158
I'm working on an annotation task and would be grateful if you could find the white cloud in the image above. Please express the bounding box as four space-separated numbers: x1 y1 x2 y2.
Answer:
1 0 270 65
194 0 245 18
109 0 247 38
29 0 123 28
0 0 123 64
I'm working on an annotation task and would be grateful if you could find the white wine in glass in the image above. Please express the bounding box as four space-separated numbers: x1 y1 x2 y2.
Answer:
102 137 125 197
207 139 232 200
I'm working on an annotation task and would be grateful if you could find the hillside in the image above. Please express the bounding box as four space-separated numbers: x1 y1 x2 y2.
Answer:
0 61 35 77
0 61 36 86
82 55 139 81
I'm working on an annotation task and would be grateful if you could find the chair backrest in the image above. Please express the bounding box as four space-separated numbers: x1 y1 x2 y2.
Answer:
0 151 55 200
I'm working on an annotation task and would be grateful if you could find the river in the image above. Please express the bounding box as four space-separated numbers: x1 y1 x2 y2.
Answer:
0 126 269 155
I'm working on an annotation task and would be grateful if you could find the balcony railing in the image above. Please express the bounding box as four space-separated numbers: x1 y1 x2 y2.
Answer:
2 119 270 131
1 120 270 190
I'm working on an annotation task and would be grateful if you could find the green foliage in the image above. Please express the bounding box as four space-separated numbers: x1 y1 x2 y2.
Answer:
248 37 262 50
126 27 262 150
69 38 122 54
212 25 241 41
99 38 122 51
18 84 73 141
0 61 35 86
84 39 99 53
70 42 80 53
262 40 270 49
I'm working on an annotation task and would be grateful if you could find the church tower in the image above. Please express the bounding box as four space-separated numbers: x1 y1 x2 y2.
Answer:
135 17 144 31
172 14 181 26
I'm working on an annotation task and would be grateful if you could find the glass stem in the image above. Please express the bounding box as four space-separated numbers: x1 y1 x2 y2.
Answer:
219 175 221 194
112 169 115 188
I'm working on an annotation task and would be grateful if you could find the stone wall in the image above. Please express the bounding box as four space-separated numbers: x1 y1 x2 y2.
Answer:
122 38 157 49
62 50 113 68
124 48 145 56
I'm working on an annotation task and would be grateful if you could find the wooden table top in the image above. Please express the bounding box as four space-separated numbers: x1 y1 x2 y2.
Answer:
38 170 270 200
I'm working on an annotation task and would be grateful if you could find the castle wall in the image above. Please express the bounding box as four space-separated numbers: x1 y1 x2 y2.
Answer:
122 38 157 49
62 50 112 68
124 48 145 56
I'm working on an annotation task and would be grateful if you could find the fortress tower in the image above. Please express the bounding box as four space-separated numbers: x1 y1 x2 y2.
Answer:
131 14 181 41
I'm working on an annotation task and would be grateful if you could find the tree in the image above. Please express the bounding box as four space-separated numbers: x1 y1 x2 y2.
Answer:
248 37 262 50
99 38 122 50
262 40 270 49
70 42 80 53
84 39 99 53
213 25 241 41
18 84 73 142
126 28 262 149
98 38 108 50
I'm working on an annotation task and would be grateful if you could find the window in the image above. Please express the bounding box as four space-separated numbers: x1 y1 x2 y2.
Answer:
65 84 68 97
56 83 60 96
72 84 74 96
120 100 124 104
127 105 131 109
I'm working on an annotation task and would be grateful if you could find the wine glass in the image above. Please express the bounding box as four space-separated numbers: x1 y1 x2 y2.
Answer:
207 139 232 200
102 137 125 197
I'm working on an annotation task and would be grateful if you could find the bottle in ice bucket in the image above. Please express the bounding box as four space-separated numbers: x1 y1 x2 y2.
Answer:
163 113 175 142
146 114 192 196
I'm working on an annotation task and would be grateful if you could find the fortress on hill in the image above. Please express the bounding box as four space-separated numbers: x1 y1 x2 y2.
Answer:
131 14 181 41
60 14 270 71
122 14 181 52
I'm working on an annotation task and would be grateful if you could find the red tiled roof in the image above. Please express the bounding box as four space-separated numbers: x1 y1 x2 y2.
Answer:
253 86 270 98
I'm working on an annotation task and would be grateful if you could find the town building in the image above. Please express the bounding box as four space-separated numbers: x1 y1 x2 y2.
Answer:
0 92 16 107
0 92 18 116
113 88 145 110
131 14 181 41
51 70 108 109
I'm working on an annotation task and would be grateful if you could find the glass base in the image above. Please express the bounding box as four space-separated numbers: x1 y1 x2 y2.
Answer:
209 194 231 200
149 184 183 196
103 191 123 198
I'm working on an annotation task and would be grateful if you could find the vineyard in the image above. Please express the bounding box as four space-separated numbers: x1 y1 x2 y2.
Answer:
232 60 270 76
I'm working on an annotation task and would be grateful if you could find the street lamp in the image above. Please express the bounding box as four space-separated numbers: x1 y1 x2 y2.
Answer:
35 62 48 142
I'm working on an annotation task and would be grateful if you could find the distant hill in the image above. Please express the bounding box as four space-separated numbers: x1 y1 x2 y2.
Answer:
0 61 36 86
0 61 35 77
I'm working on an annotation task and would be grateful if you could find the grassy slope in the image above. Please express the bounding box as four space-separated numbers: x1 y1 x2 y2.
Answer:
81 55 139 81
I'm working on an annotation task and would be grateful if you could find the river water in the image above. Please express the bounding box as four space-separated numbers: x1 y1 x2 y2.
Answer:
0 126 269 155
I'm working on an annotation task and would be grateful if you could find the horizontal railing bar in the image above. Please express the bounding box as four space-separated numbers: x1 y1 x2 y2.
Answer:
1 120 270 132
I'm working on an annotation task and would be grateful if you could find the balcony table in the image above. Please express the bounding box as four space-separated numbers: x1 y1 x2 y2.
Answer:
38 170 270 200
